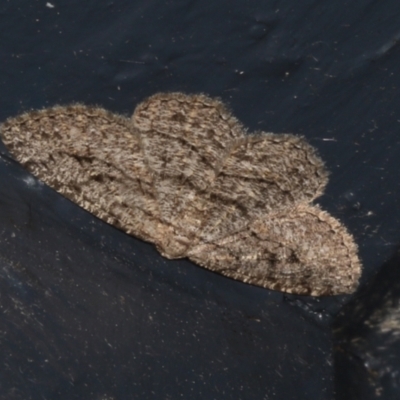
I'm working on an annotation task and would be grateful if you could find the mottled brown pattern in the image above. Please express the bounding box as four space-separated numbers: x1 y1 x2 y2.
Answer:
0 92 361 296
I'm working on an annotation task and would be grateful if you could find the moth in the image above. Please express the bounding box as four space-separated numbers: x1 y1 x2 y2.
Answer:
0 92 361 296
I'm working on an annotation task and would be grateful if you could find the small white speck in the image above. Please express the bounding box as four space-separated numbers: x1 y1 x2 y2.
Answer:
46 2 55 8
23 175 37 187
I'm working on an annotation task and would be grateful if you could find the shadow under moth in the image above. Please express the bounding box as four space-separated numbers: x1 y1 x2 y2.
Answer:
0 92 361 296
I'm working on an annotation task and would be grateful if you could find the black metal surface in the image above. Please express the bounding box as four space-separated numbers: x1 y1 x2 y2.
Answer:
0 1 399 399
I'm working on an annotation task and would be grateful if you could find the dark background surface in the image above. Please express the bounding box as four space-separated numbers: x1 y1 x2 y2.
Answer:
0 1 399 399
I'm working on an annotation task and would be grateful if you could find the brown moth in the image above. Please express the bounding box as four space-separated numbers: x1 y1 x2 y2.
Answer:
0 93 361 296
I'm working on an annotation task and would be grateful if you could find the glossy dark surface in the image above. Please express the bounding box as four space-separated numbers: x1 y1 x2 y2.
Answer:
0 1 399 399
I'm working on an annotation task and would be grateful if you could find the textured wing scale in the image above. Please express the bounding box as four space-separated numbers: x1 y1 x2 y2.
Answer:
132 93 246 256
0 93 361 296
188 204 360 296
0 105 172 248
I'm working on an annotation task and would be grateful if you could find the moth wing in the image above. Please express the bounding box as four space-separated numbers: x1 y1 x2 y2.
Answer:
188 204 361 296
0 105 169 246
132 93 330 256
132 92 246 256
200 133 329 242
132 92 245 188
